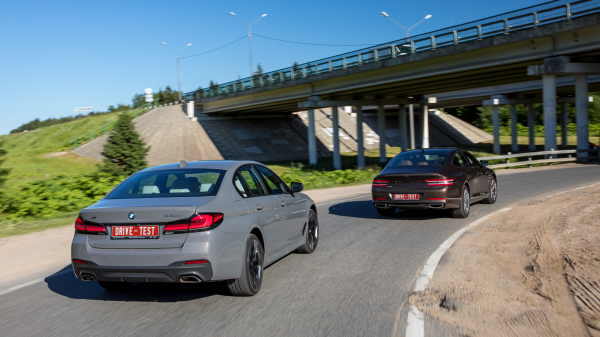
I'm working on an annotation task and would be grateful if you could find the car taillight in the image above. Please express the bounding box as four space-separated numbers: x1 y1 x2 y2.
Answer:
373 197 386 201
425 179 454 186
73 259 87 264
74 217 106 235
164 214 224 234
372 179 389 187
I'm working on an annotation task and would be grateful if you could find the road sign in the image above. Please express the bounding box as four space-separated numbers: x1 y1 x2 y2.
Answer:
75 107 93 111
145 88 153 102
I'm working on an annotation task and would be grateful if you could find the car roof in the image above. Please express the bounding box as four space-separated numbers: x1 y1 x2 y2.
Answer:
399 148 457 154
139 160 262 172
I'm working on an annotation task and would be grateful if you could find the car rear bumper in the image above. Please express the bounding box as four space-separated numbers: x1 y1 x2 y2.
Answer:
72 260 213 283
372 197 461 210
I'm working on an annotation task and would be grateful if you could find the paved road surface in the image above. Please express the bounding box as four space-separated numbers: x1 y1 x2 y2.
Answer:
1 164 599 337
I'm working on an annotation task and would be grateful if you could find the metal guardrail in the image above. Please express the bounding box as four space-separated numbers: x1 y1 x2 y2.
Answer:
477 149 599 168
183 0 600 101
69 105 151 150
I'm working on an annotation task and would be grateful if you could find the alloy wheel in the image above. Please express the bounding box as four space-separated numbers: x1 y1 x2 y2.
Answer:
463 189 470 214
247 239 262 291
490 180 497 201
307 216 319 250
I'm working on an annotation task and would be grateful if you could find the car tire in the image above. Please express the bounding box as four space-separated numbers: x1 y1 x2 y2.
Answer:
481 177 497 204
296 209 318 254
376 207 396 216
226 234 264 296
97 281 132 291
450 185 470 218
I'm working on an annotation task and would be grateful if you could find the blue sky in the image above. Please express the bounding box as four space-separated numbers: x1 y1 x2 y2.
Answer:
0 0 548 135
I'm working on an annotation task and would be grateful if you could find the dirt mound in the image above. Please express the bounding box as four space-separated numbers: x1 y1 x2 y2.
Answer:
410 184 600 336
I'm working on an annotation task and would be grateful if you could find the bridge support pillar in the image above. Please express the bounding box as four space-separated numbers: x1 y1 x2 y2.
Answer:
510 105 518 152
356 106 365 170
542 74 557 153
398 104 408 151
421 105 429 148
332 107 341 170
308 109 317 166
492 105 500 154
575 74 589 160
408 104 415 149
528 104 536 151
561 102 568 148
378 105 387 164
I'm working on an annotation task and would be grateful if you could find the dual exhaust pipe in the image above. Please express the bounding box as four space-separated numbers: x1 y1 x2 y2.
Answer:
374 203 445 209
81 273 202 283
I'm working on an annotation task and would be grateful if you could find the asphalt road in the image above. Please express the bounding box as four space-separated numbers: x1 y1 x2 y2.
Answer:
1 164 599 337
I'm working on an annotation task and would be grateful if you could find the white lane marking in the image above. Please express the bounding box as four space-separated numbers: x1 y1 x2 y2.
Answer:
405 207 512 337
316 194 370 208
406 181 600 337
0 269 71 296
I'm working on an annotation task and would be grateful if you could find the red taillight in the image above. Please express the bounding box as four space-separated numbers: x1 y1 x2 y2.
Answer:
372 179 389 187
425 179 454 186
428 198 446 201
185 260 208 265
189 214 214 230
73 259 87 264
164 214 224 234
75 217 106 235
373 197 386 201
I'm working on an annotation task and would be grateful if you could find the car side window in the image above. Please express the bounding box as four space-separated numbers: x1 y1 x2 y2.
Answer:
463 152 480 168
254 165 288 195
233 172 251 198
237 166 267 196
451 153 466 168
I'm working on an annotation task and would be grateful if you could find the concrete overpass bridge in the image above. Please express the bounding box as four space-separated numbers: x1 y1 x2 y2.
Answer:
184 0 600 169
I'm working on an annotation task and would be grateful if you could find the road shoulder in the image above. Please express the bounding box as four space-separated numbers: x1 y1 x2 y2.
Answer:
410 184 600 336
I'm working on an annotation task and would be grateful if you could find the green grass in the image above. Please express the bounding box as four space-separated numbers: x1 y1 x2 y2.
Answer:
0 211 78 238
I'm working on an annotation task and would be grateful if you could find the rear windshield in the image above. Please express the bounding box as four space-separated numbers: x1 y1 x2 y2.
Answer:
387 150 449 167
105 169 226 199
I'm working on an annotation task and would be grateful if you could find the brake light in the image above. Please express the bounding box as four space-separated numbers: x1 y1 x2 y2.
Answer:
73 259 87 264
373 179 389 187
185 260 208 265
373 197 386 201
164 214 224 234
425 179 454 186
74 217 106 235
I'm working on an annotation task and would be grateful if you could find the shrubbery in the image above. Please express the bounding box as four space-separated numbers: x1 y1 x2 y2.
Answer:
3 172 124 219
279 163 380 190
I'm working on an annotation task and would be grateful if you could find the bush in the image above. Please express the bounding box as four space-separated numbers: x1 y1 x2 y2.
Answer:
279 163 380 190
4 172 124 219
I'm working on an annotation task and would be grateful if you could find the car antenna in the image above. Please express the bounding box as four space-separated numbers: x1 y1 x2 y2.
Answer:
421 149 425 155
179 160 188 169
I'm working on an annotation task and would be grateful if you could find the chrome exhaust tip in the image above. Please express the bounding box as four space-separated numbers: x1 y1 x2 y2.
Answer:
81 273 96 281
428 203 444 209
179 275 202 283
374 203 388 208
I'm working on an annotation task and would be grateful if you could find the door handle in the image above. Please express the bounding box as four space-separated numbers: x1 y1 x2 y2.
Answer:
256 204 264 210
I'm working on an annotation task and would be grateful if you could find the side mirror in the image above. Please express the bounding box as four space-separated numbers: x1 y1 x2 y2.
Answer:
480 160 488 167
290 182 304 193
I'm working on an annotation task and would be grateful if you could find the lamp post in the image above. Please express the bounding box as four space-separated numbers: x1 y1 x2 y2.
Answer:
229 12 267 77
161 42 192 102
380 12 432 42
381 12 431 150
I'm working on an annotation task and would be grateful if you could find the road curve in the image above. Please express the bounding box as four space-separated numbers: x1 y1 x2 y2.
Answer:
1 164 599 337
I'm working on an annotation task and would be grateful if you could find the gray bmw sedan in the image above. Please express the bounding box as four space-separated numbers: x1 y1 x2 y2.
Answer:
71 160 318 296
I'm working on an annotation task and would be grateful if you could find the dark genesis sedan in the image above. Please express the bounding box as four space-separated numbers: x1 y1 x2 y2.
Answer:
372 148 497 218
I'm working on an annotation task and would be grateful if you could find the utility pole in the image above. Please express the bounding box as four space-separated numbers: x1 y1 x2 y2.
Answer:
161 42 192 102
230 12 268 76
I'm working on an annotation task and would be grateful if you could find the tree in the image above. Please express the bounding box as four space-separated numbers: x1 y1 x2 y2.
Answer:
292 61 299 71
99 113 150 176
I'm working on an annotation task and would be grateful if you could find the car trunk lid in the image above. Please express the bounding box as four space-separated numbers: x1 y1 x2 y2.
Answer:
81 197 213 249
379 167 443 189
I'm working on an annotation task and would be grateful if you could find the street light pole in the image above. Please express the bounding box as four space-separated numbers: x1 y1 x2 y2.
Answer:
161 42 192 102
230 12 267 77
380 12 432 42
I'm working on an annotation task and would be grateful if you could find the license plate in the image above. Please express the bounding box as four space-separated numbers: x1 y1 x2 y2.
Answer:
393 194 420 200
111 225 159 239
